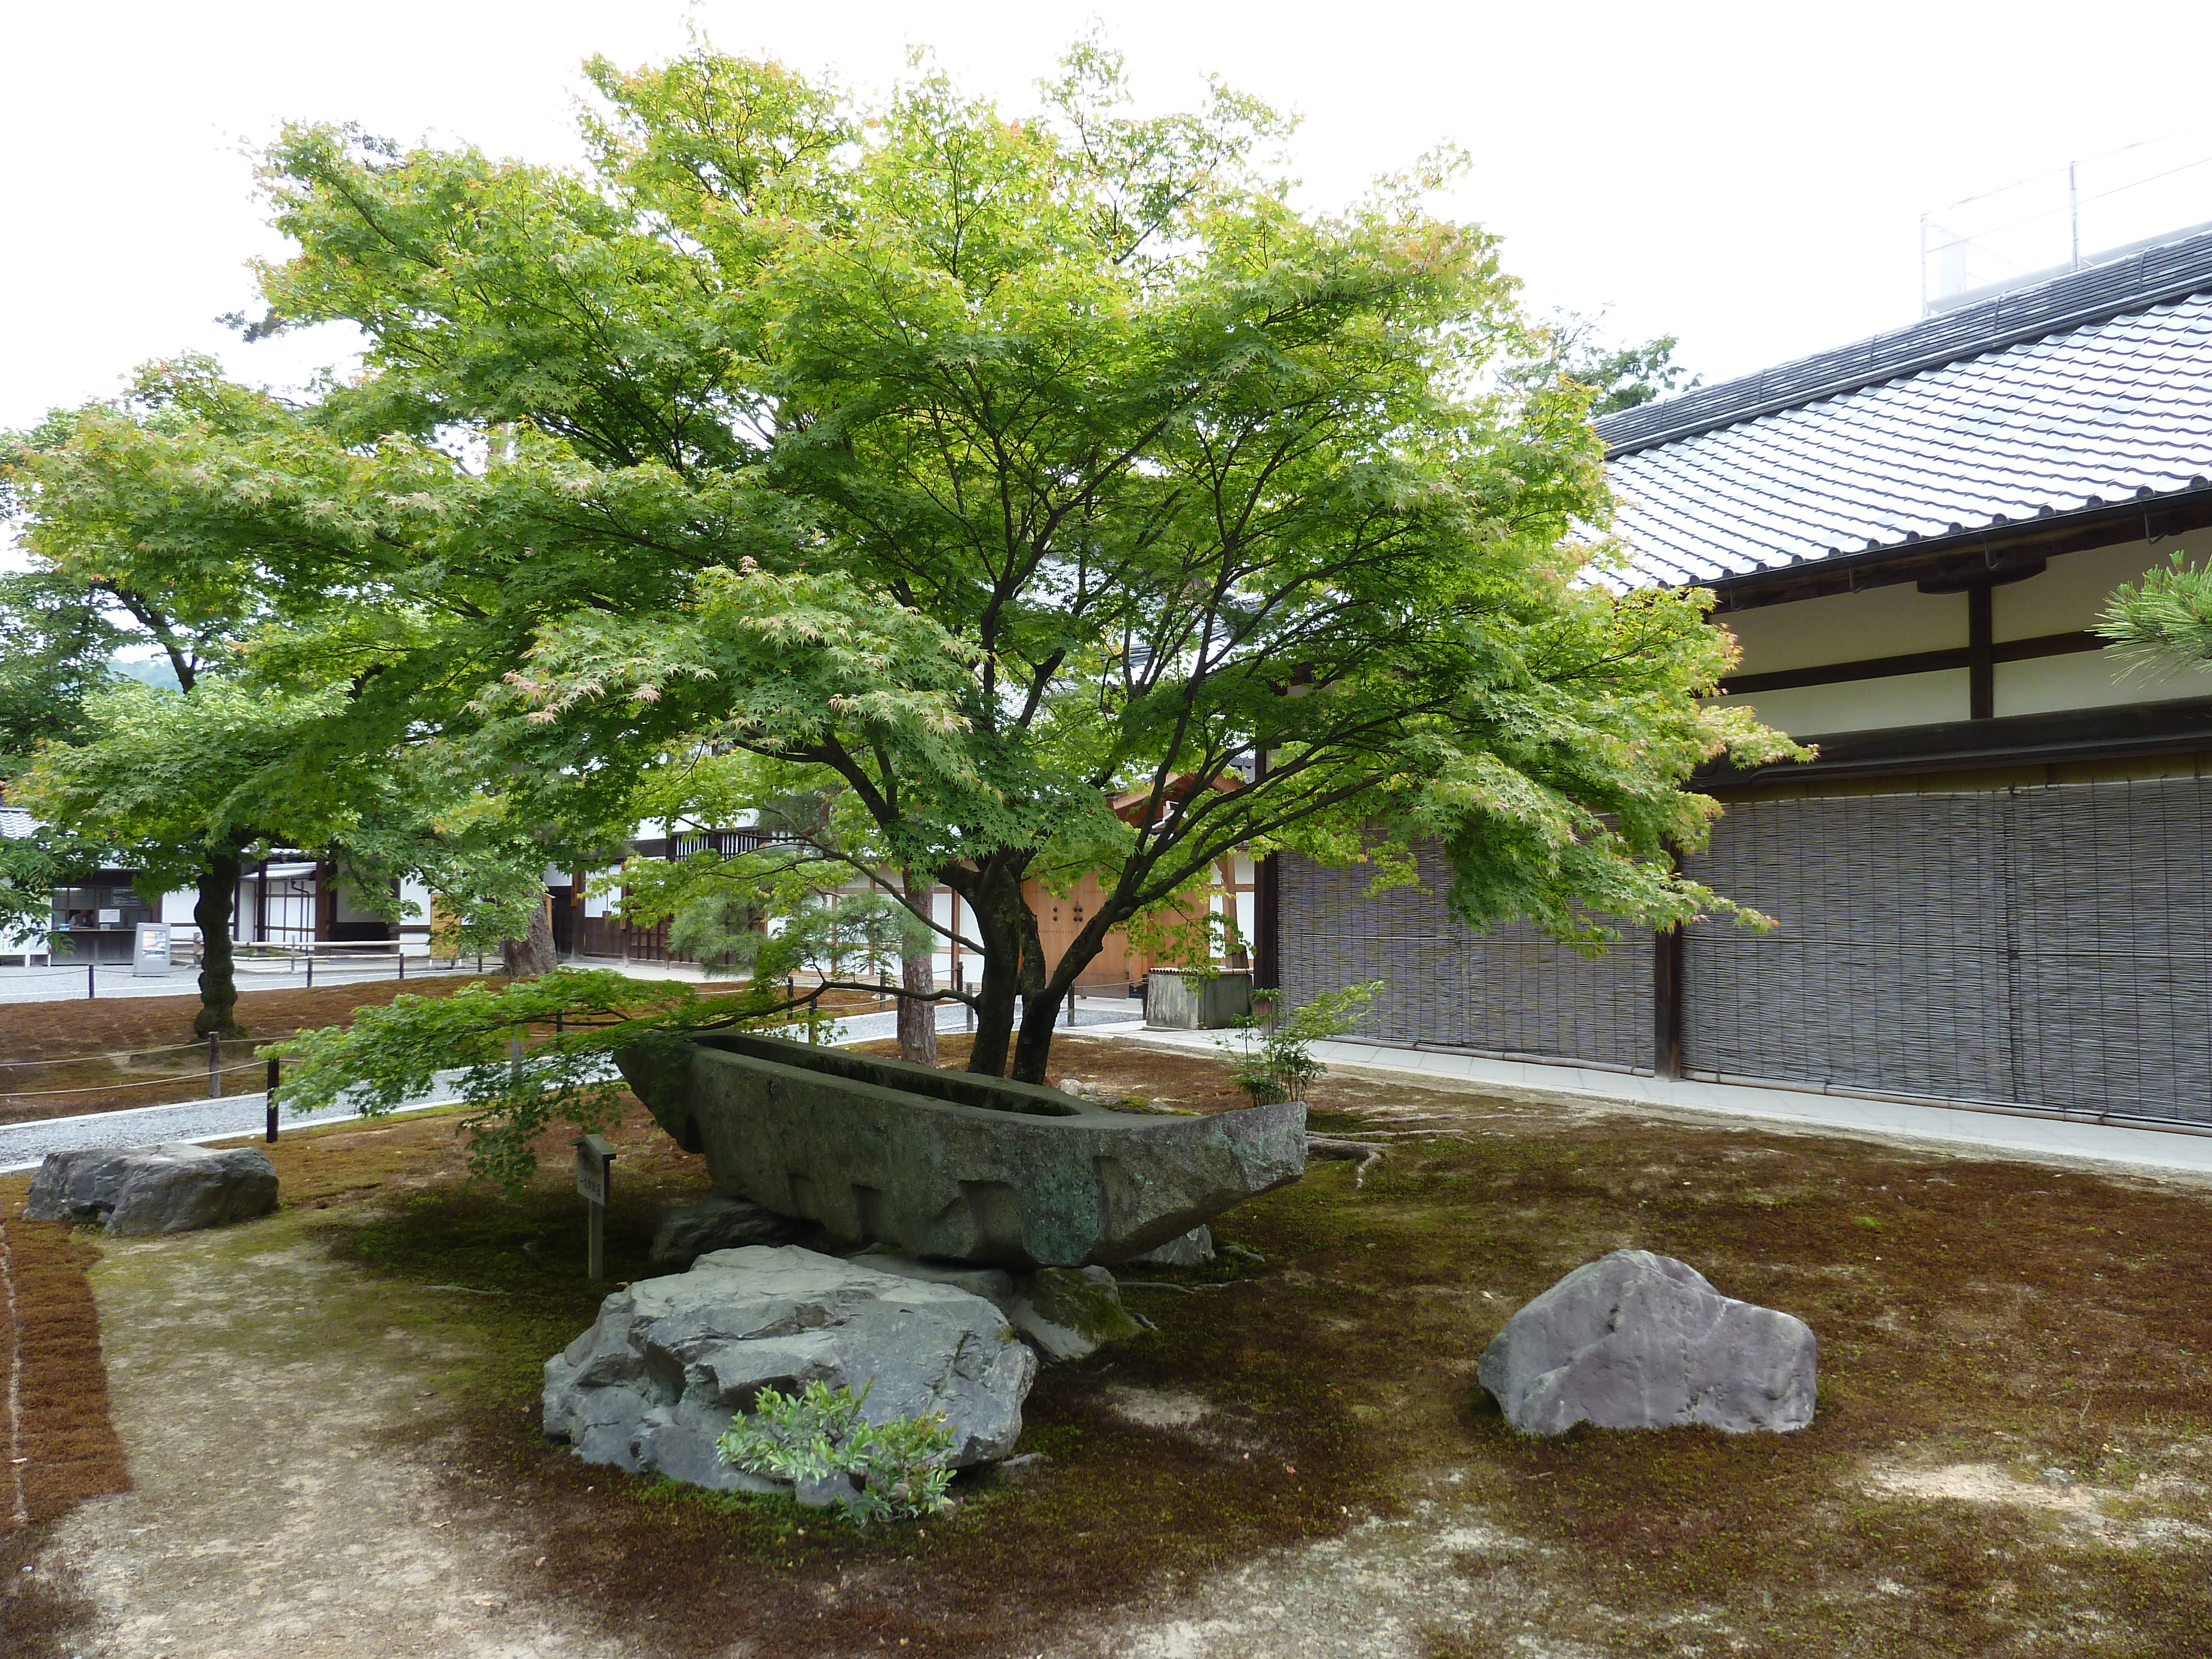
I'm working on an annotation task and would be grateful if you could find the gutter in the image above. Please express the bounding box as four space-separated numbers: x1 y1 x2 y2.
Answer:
1695 482 2212 609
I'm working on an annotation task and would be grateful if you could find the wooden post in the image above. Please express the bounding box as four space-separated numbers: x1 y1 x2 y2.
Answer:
575 1134 617 1281
1969 582 1995 721
265 1057 280 1142
1254 851 1281 993
1653 925 1685 1080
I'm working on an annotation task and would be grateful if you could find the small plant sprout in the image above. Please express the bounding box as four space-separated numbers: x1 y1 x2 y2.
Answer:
715 1380 956 1527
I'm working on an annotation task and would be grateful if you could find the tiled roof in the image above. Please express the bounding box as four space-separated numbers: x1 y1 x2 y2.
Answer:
1599 241 2212 588
0 806 38 840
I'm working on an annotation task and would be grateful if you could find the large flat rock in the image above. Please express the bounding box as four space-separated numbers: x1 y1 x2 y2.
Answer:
542 1244 1036 1494
615 1032 1305 1267
1478 1249 1817 1434
22 1142 279 1235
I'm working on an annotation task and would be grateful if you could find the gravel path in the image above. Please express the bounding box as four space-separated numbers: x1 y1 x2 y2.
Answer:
0 959 477 1004
0 1071 479 1174
1 1003 1148 1172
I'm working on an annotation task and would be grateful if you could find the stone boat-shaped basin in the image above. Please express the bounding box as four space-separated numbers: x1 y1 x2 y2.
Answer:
615 1031 1306 1268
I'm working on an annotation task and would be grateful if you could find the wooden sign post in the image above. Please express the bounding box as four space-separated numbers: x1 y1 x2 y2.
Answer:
574 1134 617 1281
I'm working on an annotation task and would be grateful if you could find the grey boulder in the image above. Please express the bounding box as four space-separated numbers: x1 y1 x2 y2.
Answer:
649 1193 799 1267
1134 1225 1214 1267
855 1253 1143 1363
542 1244 1036 1497
23 1142 278 1235
855 1251 1017 1307
1006 1265 1142 1362
1479 1250 1816 1435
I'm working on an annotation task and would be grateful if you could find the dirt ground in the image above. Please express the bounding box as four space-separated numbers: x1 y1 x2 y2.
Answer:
6 1035 2211 1657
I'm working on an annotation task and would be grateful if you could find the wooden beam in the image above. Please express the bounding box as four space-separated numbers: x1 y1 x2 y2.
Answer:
1717 630 2104 696
1696 696 2212 789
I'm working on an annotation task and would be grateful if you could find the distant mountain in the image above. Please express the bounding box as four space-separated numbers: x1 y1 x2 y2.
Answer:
108 656 182 691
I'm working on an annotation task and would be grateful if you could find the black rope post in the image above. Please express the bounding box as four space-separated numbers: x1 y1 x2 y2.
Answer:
87 961 95 1000
265 1057 279 1142
397 948 405 983
208 1031 222 1099
305 951 314 990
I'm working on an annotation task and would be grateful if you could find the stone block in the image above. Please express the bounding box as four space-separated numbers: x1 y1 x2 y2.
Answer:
1145 969 1253 1030
649 1193 799 1267
615 1032 1304 1267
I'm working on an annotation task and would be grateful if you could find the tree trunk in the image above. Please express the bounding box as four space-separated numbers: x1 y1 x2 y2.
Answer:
501 896 557 979
1009 982 1067 1084
897 868 938 1067
966 945 1021 1077
962 865 1029 1078
192 847 244 1039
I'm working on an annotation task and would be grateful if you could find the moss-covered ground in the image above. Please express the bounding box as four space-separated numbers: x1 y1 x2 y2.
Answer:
12 1033 2212 1656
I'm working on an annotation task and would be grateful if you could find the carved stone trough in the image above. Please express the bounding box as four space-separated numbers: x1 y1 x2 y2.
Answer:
614 1031 1306 1268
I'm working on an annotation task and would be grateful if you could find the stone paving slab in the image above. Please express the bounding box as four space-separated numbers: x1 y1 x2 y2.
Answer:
1099 1025 2212 1182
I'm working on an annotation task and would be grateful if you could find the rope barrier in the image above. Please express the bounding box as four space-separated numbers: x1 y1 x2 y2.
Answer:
0 1060 272 1099
0 1042 264 1070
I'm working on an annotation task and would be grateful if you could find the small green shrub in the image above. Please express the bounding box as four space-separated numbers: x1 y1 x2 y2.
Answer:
1216 980 1385 1105
715 1380 955 1526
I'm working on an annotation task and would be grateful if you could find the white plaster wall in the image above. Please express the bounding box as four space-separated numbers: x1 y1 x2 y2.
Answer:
333 885 387 926
1709 528 2212 735
1706 667 1970 738
1995 650 2212 717
583 868 618 918
397 876 433 952
1718 582 1965 674
1994 528 2212 640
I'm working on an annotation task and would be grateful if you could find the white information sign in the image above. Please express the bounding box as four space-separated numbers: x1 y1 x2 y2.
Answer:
97 907 122 925
132 922 172 976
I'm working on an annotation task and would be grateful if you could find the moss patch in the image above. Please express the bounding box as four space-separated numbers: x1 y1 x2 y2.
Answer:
24 1040 2212 1656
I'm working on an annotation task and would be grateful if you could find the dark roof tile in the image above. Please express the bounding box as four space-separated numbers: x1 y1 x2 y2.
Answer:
1604 291 2212 585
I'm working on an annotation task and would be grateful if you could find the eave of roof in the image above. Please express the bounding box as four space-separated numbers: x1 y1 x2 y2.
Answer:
1700 482 2212 609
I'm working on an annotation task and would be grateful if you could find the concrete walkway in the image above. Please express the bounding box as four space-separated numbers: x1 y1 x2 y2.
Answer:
1095 1024 2212 1182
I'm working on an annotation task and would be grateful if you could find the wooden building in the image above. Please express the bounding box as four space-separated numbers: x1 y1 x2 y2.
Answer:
1270 228 2212 1133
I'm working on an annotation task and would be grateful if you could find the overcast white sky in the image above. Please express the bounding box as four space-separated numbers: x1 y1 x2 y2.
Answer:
5 0 2210 434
